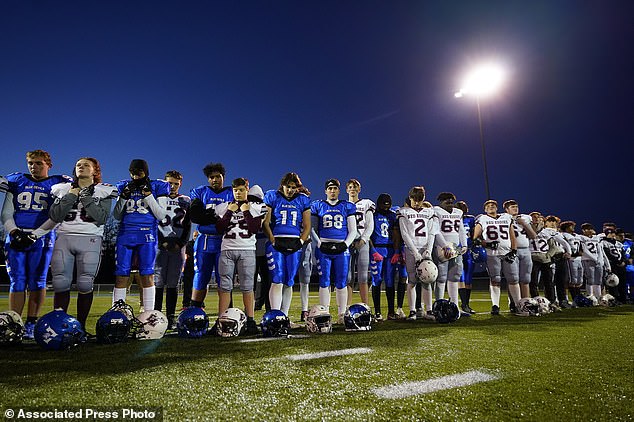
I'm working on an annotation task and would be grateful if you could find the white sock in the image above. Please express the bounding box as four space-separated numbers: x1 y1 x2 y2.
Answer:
336 288 348 316
300 283 310 311
422 286 432 311
434 282 446 301
447 281 459 304
508 283 521 305
281 285 293 315
142 286 155 312
592 285 602 299
113 287 127 304
490 285 501 307
407 284 416 312
319 287 331 309
269 283 283 310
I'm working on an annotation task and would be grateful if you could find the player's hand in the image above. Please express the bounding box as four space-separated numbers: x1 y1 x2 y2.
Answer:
227 202 239 212
240 202 250 212
140 181 152 197
459 246 468 255
443 247 455 260
414 251 423 262
10 230 37 251
390 253 401 264
79 185 95 199
372 251 384 262
121 183 133 200
486 240 499 250
504 249 517 263
354 239 366 250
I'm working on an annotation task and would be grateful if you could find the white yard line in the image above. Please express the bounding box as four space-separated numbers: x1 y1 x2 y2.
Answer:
285 347 372 361
372 370 498 399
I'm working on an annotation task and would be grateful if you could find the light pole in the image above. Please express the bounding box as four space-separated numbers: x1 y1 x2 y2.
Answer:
455 63 506 200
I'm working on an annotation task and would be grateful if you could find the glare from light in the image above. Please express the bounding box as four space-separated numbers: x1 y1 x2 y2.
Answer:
457 63 506 98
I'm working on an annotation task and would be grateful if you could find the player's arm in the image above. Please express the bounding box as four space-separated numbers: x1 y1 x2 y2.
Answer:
458 217 468 252
508 222 517 250
112 196 127 221
472 222 483 244
215 203 236 233
143 193 168 221
398 216 421 261
310 214 321 246
552 233 572 255
519 216 537 240
344 215 357 247
428 217 445 252
1 192 18 233
178 206 192 247
243 208 264 234
82 196 113 226
358 209 374 246
300 208 311 243
49 190 79 223
31 218 58 238
262 205 275 243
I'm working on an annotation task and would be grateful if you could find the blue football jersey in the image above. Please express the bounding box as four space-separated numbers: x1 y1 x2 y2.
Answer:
463 214 475 246
264 190 311 237
116 179 170 231
311 199 357 241
371 209 397 246
189 185 234 235
5 172 72 229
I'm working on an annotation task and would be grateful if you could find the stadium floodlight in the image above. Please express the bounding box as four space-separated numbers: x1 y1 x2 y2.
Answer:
455 62 507 200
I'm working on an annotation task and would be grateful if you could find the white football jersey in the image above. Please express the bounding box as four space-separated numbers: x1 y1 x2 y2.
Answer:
563 232 583 259
397 206 438 251
475 213 514 255
352 198 375 240
579 234 603 263
216 201 267 250
157 194 191 238
511 214 533 249
51 182 118 236
530 228 570 255
433 206 467 246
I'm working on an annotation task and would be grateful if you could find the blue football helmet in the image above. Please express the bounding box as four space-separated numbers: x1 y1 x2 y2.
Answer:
260 310 290 337
470 245 487 263
432 299 461 323
177 307 209 338
0 310 24 345
96 310 132 344
344 303 372 331
34 310 86 351
573 295 594 308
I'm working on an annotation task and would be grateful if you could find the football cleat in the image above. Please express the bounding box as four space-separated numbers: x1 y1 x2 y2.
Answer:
395 308 407 319
490 305 500 316
407 311 417 321
374 313 383 322
245 319 260 335
461 304 476 314
416 308 424 319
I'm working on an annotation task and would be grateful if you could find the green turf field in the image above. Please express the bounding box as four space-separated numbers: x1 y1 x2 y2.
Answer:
1 291 632 421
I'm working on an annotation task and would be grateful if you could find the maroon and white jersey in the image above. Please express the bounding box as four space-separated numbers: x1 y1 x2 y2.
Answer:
511 214 532 249
563 232 583 259
397 206 438 251
475 213 513 256
353 198 375 242
579 234 603 264
433 206 467 247
157 194 191 239
51 182 118 236
216 202 267 250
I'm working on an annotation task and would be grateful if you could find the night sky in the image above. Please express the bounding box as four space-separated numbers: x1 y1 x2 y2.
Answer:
1 1 632 231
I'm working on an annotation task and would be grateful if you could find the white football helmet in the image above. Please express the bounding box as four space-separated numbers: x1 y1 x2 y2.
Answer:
517 298 540 316
306 305 332 334
436 243 460 263
533 296 551 314
0 310 24 345
217 308 247 337
599 294 617 307
135 310 168 340
604 273 619 287
415 259 438 284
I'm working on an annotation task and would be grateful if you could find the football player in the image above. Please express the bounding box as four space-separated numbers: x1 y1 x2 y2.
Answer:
310 179 357 322
560 221 584 305
1 150 72 338
369 193 399 320
215 179 267 334
154 170 191 329
472 200 519 315
397 186 442 320
112 159 169 311
262 172 311 317
49 157 117 329
529 215 572 303
345 179 374 306
296 185 314 321
579 223 609 300
503 200 537 302
188 162 234 307
433 192 468 307
601 227 626 302
2 149 72 339
455 200 477 314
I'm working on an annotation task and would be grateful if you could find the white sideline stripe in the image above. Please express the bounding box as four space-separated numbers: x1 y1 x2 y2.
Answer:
372 370 498 399
239 334 310 343
286 347 372 361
